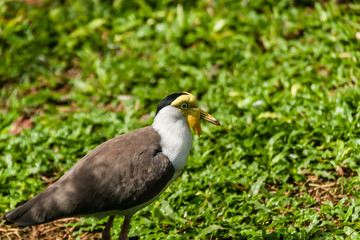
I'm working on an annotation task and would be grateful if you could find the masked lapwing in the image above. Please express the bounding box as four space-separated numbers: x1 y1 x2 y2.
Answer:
2 92 220 240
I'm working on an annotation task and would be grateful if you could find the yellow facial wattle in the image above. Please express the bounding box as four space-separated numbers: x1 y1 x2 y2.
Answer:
184 108 202 136
170 92 220 136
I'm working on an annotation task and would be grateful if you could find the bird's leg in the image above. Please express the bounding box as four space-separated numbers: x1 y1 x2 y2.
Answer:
102 215 115 240
118 215 132 240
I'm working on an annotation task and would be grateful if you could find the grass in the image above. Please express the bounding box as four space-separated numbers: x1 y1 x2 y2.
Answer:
1 0 360 239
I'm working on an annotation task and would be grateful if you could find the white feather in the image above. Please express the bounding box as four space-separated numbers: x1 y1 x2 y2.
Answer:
152 106 193 171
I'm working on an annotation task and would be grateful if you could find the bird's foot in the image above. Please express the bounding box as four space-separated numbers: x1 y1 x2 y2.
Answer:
102 215 115 240
102 231 111 240
118 215 132 240
118 232 129 240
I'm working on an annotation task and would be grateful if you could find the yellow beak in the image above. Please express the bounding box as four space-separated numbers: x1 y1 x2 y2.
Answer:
184 108 220 137
200 109 220 126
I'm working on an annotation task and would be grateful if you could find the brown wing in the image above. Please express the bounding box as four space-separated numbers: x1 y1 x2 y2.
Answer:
2 126 175 227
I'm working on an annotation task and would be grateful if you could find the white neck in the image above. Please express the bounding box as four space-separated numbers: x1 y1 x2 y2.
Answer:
152 106 193 171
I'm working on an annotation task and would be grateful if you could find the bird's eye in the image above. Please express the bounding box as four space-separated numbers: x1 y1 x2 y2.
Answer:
180 103 189 109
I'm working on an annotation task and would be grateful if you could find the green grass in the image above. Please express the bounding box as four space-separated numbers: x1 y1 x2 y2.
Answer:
1 0 360 239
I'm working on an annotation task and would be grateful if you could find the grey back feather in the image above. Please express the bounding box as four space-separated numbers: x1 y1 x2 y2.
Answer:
2 126 175 227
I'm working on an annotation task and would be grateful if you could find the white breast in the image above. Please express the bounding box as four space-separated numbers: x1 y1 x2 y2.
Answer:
152 106 193 171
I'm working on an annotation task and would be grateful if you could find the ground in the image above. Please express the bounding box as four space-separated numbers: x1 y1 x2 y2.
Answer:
1 0 360 239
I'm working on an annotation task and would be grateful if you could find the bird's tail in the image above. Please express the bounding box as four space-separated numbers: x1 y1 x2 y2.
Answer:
2 200 38 227
2 185 67 227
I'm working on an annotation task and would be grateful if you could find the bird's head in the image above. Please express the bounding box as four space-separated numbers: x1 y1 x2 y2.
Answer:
155 92 220 136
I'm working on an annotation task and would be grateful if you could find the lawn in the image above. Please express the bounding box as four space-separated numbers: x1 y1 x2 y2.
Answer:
1 0 360 239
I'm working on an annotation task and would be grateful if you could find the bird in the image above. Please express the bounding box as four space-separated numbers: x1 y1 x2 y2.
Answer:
2 92 220 240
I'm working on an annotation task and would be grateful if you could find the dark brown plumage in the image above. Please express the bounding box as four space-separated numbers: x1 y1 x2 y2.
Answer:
2 126 174 227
